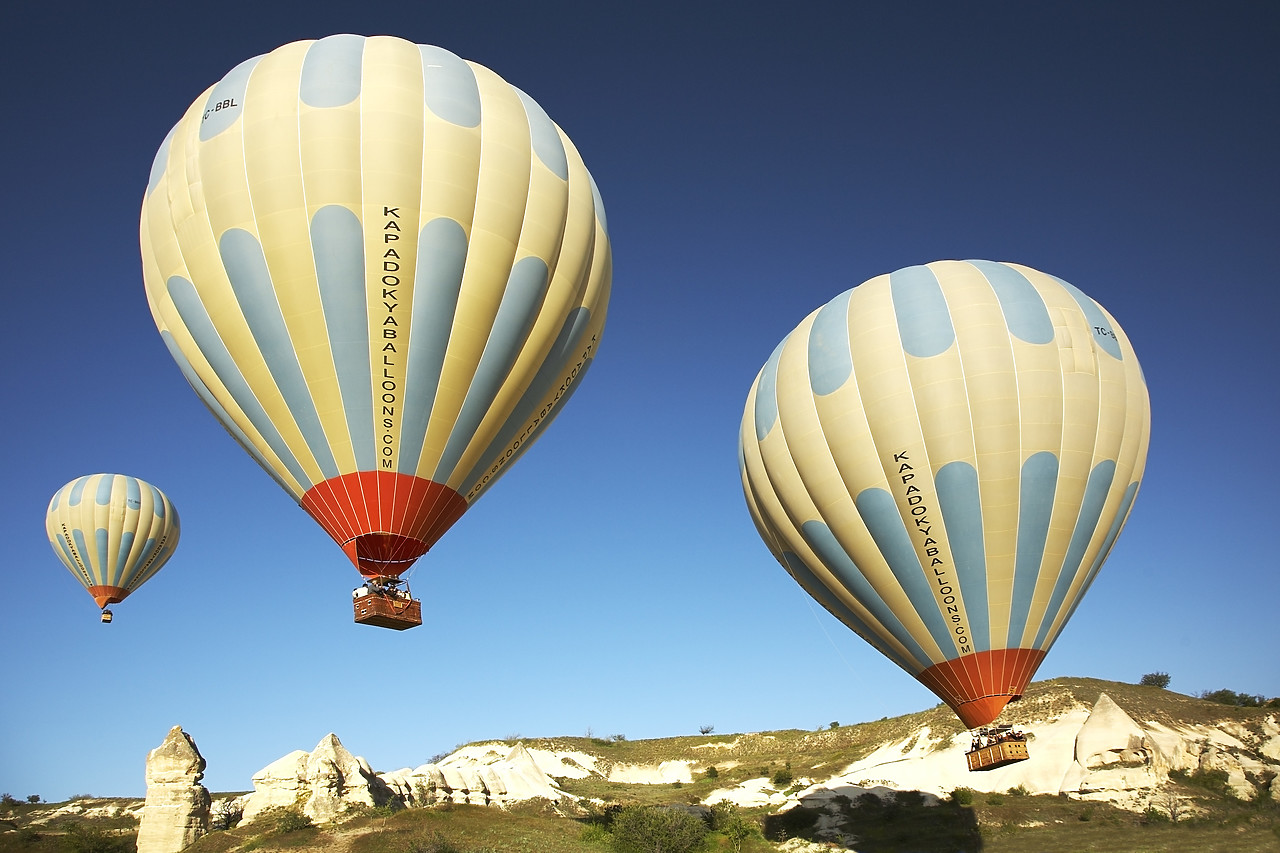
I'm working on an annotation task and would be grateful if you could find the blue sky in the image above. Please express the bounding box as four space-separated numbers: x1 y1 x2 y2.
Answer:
2 1 1277 799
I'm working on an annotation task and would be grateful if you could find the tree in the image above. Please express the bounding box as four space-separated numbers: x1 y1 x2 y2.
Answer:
698 724 714 735
1140 672 1171 688
610 804 708 853
710 804 755 853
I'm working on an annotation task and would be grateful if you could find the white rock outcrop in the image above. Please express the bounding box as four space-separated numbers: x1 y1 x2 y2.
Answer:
380 742 565 806
136 726 211 853
708 693 1280 815
241 734 393 824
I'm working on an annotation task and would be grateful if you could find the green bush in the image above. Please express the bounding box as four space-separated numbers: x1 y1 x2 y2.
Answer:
1007 784 1030 796
61 823 132 853
256 807 313 835
894 790 925 808
709 803 755 853
1198 688 1276 707
950 787 974 806
1170 767 1232 796
985 793 1005 806
579 823 611 844
1140 672 1171 688
703 765 718 780
609 804 708 853
770 767 793 788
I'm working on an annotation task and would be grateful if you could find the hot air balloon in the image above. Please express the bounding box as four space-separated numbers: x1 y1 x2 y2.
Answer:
739 260 1149 750
46 474 181 622
140 36 611 629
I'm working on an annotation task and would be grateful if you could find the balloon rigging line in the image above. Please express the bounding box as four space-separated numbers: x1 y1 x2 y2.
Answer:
804 598 861 681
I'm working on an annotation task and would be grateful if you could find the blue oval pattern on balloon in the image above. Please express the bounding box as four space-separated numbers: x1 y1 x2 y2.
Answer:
967 260 1054 345
301 34 365 108
200 55 261 142
808 289 853 397
312 205 374 470
420 44 481 127
892 264 953 359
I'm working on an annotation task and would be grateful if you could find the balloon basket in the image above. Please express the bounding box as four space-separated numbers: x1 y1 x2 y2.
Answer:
352 586 422 630
100 609 113 624
965 726 1029 771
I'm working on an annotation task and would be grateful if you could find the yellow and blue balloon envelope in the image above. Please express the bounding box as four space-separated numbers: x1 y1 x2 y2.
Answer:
739 260 1150 728
46 474 181 611
140 35 611 581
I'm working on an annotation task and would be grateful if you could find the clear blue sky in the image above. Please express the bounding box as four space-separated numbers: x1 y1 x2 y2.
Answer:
2 1 1277 799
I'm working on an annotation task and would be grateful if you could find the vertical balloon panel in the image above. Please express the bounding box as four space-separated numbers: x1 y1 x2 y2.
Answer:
141 35 610 580
740 260 1149 728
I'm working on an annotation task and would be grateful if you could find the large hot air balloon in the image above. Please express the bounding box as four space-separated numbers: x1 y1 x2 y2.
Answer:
46 474 181 622
739 260 1149 730
140 36 611 627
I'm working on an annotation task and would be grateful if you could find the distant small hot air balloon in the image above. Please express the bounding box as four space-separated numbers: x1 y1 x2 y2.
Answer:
140 35 610 628
46 474 181 622
739 260 1150 732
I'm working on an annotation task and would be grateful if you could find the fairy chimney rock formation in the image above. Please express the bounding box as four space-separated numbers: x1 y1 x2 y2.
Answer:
241 733 392 824
136 726 211 853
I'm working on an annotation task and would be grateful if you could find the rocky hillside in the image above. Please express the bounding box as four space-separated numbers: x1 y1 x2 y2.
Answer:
4 677 1278 852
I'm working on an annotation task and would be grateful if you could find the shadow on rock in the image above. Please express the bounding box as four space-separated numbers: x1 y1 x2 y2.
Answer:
764 788 982 852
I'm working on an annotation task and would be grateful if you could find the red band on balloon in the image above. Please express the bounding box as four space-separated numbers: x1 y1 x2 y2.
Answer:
87 586 129 608
300 472 468 578
917 648 1048 729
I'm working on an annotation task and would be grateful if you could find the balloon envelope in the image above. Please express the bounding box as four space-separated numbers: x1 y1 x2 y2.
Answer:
739 261 1150 728
46 474 181 608
141 35 611 578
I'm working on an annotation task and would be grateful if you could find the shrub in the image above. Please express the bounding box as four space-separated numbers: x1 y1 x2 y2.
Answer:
1140 672 1171 688
1171 767 1232 797
61 823 131 853
985 793 1005 806
707 801 738 831
579 823 611 844
770 767 793 788
405 832 467 853
893 790 925 808
609 804 708 853
698 724 714 735
950 787 974 806
703 765 718 780
257 807 313 835
709 803 755 853
1198 688 1270 707
1007 784 1030 796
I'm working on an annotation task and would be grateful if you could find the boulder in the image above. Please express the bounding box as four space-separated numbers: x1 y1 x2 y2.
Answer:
136 726 211 853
